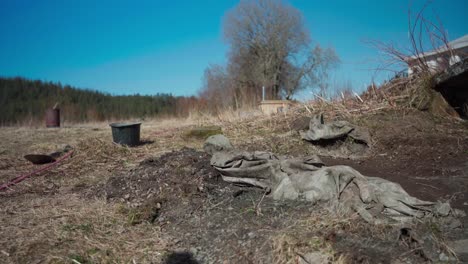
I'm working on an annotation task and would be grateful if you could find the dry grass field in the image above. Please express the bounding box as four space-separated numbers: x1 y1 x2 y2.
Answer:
1 107 467 263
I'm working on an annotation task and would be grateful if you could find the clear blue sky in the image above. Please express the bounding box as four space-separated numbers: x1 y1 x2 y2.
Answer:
0 0 466 97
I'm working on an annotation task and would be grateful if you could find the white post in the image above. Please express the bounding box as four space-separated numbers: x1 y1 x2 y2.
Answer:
262 86 265 101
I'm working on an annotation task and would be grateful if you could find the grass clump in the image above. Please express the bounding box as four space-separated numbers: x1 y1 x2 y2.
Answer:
182 126 222 140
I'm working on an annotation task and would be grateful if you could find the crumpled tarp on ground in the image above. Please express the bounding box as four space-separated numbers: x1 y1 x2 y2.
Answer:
300 114 371 158
206 135 463 224
300 114 371 144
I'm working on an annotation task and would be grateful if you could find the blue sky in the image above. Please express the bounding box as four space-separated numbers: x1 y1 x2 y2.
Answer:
0 0 466 98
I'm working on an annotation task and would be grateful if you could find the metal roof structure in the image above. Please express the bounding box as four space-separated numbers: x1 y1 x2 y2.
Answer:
408 34 468 60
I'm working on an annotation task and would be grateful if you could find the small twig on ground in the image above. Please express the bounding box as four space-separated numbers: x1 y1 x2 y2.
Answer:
415 182 440 190
71 259 83 264
255 189 269 216
208 197 231 210
296 252 312 264
398 247 424 258
353 91 364 103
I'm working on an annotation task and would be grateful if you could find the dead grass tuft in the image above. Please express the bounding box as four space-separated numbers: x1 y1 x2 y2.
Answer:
0 195 169 264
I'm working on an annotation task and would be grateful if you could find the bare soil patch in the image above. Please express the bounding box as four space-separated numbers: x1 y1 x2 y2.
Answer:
95 148 427 263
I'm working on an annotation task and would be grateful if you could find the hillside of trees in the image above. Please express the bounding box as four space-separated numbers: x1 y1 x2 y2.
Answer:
0 77 199 125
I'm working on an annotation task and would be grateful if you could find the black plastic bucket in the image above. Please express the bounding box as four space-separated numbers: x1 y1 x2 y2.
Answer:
109 122 141 146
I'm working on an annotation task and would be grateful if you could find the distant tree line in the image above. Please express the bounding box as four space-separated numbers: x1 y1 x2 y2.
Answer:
0 77 197 125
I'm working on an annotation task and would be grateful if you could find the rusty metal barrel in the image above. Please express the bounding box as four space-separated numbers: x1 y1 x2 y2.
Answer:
45 108 60 128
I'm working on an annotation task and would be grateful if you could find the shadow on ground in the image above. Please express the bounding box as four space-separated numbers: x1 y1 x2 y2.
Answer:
136 139 155 146
164 252 199 264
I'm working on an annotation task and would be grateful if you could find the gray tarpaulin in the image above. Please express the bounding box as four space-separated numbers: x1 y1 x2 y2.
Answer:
300 114 371 145
206 135 463 224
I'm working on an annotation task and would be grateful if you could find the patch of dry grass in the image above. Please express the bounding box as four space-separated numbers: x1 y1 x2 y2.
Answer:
0 195 169 263
0 117 244 263
1 101 465 263
0 121 195 263
265 205 420 264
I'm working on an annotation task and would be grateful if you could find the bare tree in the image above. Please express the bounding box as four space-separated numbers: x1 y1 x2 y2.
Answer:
277 45 339 99
199 64 235 113
368 1 453 76
223 0 339 105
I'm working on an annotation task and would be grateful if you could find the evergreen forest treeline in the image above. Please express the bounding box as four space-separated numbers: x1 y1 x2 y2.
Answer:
0 77 199 125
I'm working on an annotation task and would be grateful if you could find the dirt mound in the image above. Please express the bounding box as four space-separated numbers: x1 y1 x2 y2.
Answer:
101 148 225 224
93 147 458 263
105 148 216 201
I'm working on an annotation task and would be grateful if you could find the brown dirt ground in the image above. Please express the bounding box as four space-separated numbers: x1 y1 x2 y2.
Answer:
0 109 467 263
